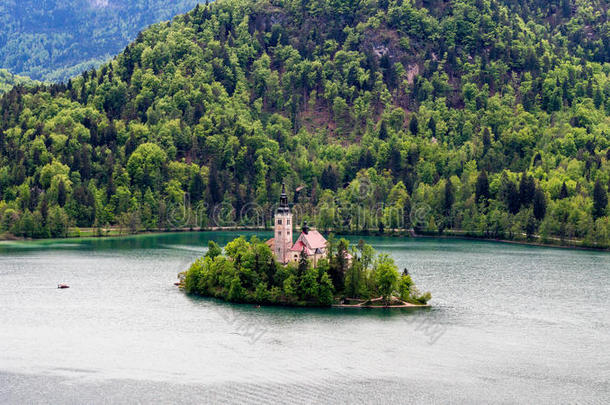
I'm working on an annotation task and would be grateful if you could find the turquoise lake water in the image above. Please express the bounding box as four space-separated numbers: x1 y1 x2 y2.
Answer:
0 232 608 404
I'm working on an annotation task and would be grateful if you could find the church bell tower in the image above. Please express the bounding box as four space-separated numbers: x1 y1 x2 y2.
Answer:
275 184 293 263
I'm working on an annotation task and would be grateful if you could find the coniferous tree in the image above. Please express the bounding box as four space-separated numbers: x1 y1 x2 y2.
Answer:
57 180 67 207
533 188 547 220
124 134 137 157
207 164 221 205
482 128 491 152
378 120 388 140
525 211 537 238
476 171 490 203
592 180 608 220
296 247 309 292
189 172 205 202
428 117 436 137
321 165 339 191
443 178 454 216
519 172 536 207
409 115 418 135
559 182 569 199
502 179 520 214
329 239 348 292
39 198 48 226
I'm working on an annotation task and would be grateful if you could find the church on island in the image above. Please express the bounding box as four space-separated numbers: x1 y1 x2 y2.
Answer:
266 184 328 266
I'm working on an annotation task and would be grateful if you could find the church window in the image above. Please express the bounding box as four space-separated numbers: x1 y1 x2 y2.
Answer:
287 219 290 225
277 219 282 225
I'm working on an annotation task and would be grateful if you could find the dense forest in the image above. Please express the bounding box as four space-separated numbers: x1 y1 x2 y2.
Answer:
0 0 609 247
0 0 202 81
0 69 37 94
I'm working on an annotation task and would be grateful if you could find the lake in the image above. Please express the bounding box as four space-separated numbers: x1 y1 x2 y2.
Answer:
0 232 608 404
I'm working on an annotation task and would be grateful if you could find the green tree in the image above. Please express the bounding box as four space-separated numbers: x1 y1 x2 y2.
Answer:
443 178 454 215
398 274 414 301
476 171 490 203
519 173 536 207
533 188 547 221
592 180 608 220
57 180 67 207
283 275 298 303
127 143 168 190
329 239 349 291
559 182 569 199
318 272 335 306
297 247 309 282
409 115 418 135
375 255 400 305
205 240 222 259
48 206 69 238
299 267 319 301
345 256 364 298
228 275 245 302
1 209 19 232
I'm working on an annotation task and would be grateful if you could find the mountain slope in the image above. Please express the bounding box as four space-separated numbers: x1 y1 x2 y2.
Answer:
0 0 608 246
0 0 203 81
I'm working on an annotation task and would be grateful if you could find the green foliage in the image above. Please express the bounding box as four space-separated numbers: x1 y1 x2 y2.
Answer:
375 255 400 304
47 206 69 238
318 272 335 306
0 0 608 248
0 69 39 94
183 236 429 307
205 240 222 259
345 256 365 299
126 143 167 190
398 274 414 301
593 180 608 220
228 275 245 302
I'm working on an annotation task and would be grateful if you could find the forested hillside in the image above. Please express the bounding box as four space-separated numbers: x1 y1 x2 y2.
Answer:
0 0 202 81
0 0 609 247
0 69 37 94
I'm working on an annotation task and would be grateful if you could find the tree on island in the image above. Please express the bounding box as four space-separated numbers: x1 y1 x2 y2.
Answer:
375 255 400 305
317 272 335 306
205 240 222 259
328 238 348 291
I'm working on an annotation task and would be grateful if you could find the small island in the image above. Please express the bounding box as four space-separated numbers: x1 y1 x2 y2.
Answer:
181 186 430 308
181 236 430 308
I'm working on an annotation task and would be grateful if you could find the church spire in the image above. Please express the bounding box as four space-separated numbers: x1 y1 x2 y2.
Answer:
280 183 288 206
277 183 290 214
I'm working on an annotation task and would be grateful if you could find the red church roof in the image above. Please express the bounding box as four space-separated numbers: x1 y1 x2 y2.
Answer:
290 229 327 254
290 240 313 255
301 230 326 249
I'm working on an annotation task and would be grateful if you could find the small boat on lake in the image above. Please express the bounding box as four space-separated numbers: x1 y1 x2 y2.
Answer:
57 284 70 289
